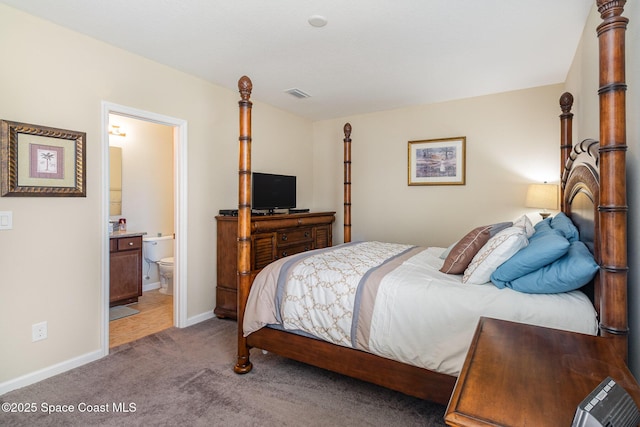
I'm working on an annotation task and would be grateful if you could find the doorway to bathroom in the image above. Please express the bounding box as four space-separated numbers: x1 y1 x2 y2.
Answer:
102 102 188 354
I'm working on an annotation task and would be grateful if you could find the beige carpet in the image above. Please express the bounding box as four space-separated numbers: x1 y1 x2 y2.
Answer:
0 318 448 426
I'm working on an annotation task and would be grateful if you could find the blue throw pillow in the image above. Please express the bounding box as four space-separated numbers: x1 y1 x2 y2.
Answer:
491 228 570 284
550 212 579 242
533 217 552 234
491 241 598 294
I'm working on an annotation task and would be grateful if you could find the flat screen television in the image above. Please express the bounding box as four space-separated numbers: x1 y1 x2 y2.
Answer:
252 172 296 212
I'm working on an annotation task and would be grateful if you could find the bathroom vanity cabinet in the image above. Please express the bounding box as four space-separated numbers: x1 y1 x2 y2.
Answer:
110 233 143 307
215 212 335 319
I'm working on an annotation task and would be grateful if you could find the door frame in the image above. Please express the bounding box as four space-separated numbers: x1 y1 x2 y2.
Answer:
101 101 188 355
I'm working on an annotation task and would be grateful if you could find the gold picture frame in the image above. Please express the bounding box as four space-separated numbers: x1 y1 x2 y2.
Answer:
1 120 86 197
408 136 466 186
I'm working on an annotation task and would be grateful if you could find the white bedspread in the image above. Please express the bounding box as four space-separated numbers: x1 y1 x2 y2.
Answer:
243 243 598 376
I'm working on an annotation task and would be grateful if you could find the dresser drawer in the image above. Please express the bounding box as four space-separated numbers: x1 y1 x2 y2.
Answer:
277 242 313 259
116 236 142 251
277 228 313 247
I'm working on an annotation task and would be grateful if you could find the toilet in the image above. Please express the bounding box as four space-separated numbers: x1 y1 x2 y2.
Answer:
142 235 175 295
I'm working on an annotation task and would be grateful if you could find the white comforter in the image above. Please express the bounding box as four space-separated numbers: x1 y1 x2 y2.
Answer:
243 242 598 376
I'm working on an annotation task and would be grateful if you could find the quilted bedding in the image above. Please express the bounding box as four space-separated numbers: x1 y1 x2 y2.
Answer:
243 241 598 376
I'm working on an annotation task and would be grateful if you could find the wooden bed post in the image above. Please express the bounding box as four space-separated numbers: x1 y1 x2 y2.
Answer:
343 123 352 243
596 0 628 359
559 92 574 213
234 75 253 374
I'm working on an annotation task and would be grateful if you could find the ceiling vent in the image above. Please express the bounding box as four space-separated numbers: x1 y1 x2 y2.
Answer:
285 88 311 99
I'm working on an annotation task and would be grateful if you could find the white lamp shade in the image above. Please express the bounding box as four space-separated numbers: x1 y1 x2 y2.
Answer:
526 183 559 210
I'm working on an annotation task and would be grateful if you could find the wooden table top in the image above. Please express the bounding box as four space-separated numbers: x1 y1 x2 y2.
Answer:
445 317 640 427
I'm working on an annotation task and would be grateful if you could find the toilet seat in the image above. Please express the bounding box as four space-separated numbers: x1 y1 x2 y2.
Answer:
159 257 174 266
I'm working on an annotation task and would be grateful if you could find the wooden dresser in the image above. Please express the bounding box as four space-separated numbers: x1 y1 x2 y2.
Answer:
215 211 335 319
109 233 143 307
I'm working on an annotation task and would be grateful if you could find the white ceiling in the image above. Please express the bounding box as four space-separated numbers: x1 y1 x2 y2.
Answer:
1 0 593 120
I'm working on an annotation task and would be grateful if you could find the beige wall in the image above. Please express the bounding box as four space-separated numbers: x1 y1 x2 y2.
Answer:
565 2 639 378
313 84 563 247
0 4 314 390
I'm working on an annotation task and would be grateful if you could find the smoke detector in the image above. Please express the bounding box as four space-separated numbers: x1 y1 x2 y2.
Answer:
308 15 328 28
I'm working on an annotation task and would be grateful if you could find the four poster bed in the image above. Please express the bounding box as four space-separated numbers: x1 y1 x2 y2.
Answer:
232 0 629 406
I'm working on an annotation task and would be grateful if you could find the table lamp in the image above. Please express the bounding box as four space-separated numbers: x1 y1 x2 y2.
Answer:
526 183 558 219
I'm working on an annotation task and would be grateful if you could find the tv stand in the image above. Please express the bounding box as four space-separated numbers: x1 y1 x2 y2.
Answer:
214 211 335 319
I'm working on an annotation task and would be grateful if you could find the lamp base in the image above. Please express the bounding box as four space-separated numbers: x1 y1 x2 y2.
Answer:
539 212 551 219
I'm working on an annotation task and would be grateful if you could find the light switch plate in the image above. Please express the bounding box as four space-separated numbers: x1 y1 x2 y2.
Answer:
0 211 13 230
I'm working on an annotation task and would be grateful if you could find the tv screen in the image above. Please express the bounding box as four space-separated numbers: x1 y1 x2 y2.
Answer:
252 172 296 211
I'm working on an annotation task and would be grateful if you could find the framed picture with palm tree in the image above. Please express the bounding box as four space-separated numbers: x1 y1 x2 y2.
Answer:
1 120 86 197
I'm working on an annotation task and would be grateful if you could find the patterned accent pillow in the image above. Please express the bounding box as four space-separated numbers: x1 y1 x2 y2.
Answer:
440 222 512 274
462 227 528 285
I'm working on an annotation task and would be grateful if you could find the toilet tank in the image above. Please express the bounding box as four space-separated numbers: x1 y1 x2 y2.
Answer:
143 235 174 263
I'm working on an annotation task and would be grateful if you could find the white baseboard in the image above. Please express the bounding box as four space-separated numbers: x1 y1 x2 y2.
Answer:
185 310 215 327
143 282 161 292
0 349 104 396
1 310 217 396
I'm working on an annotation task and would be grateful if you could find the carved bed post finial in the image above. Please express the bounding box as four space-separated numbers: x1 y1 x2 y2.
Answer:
343 123 352 243
343 122 351 139
238 75 253 101
235 75 254 374
559 92 574 114
597 0 626 19
559 92 574 213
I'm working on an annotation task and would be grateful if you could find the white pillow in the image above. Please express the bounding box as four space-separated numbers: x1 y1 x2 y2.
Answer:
513 214 535 238
462 227 528 285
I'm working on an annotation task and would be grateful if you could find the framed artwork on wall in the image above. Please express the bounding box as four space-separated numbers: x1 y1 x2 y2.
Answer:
1 120 86 197
408 136 466 186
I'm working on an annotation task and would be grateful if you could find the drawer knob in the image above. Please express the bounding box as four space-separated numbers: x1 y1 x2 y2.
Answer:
281 234 288 241
304 231 310 237
128 242 134 246
282 251 288 257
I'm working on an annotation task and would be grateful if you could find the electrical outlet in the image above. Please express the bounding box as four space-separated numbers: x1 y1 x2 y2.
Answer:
32 321 47 342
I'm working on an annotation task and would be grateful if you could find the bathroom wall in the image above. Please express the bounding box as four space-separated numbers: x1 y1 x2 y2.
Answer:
109 115 174 289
